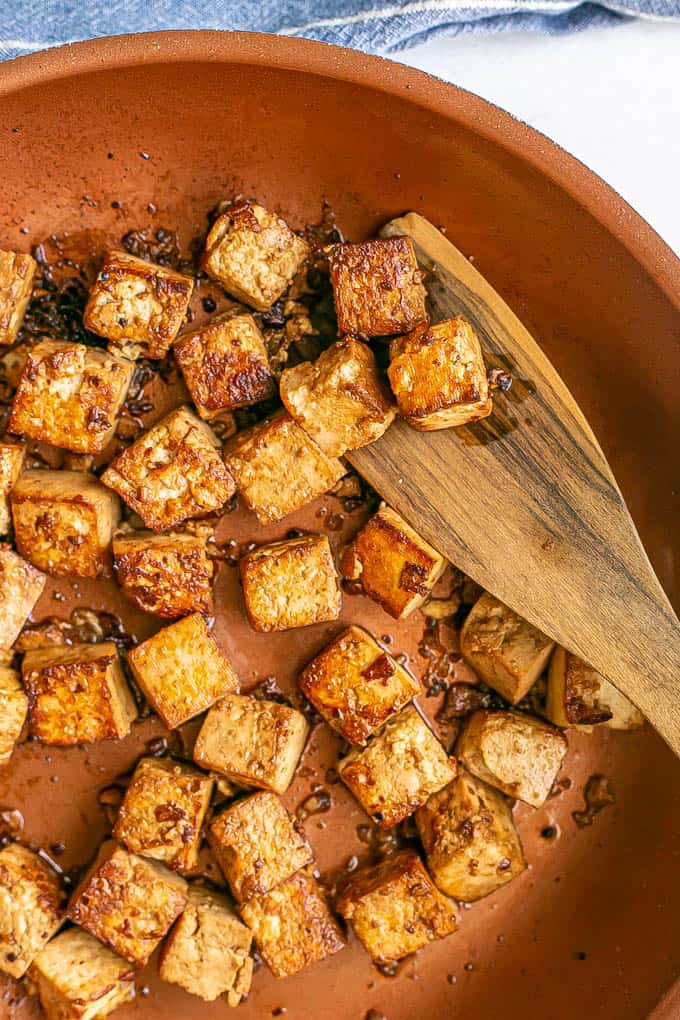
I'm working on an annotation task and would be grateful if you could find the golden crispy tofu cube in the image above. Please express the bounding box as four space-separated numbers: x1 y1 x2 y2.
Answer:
22 642 137 747
240 870 344 979
340 504 446 619
279 338 396 457
460 592 555 704
0 666 28 766
545 646 643 731
31 928 136 1020
299 625 421 745
194 694 308 795
338 705 456 827
0 441 25 534
114 757 214 872
0 844 63 978
0 251 36 345
202 200 310 312
127 613 239 729
11 470 120 579
84 250 194 360
0 545 46 650
113 531 214 618
327 237 427 338
174 313 275 418
416 768 525 902
159 885 252 1004
223 410 345 524
8 339 134 455
336 849 457 964
208 791 313 902
68 842 187 967
240 534 341 632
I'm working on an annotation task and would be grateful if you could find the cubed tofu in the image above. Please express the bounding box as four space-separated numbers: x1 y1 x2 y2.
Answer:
0 545 46 650
223 410 345 524
31 928 136 1020
102 406 235 531
340 504 446 619
208 791 313 902
546 647 643 730
336 849 457 964
202 200 310 311
11 470 120 579
279 338 396 457
240 870 344 978
127 613 239 729
22 642 137 747
460 592 555 704
0 844 63 978
114 757 214 872
8 339 134 454
159 885 252 1004
194 694 308 795
338 705 456 827
84 250 194 360
299 625 422 745
415 768 526 901
0 441 25 534
0 250 36 345
68 842 187 967
174 313 275 418
113 531 214 618
240 534 341 632
0 666 28 766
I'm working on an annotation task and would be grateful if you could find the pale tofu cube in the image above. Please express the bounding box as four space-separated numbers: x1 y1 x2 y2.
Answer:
0 546 46 650
338 705 456 827
113 531 214 618
299 625 421 745
279 338 396 457
127 613 239 729
0 441 25 534
0 844 63 978
340 504 446 619
239 870 344 978
208 791 313 902
336 849 457 964
415 768 526 901
0 251 36 345
0 666 28 766
546 646 644 731
194 694 308 795
240 534 341 632
202 201 310 311
11 470 120 579
460 592 555 704
84 250 194 360
159 886 252 1004
223 410 345 524
22 642 137 747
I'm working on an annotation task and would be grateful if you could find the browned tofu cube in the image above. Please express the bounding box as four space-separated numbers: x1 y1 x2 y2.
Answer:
336 850 457 964
0 250 36 345
202 200 310 311
159 885 252 1004
127 613 239 729
0 666 28 766
240 870 344 978
114 757 214 872
31 928 136 1020
415 769 525 901
208 791 313 902
299 625 421 745
84 250 194 360
68 842 187 967
279 338 396 457
340 504 446 619
0 545 46 650
546 647 643 731
0 844 63 978
0 441 25 534
240 534 341 632
460 592 555 704
11 470 120 579
174 313 275 418
102 406 235 531
8 339 134 454
113 530 214 618
194 694 308 795
22 642 137 747
223 410 345 524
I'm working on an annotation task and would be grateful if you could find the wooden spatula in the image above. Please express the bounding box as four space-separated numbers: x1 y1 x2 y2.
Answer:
348 213 680 756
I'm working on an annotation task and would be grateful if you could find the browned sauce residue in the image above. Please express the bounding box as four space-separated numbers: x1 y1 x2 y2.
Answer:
572 775 615 828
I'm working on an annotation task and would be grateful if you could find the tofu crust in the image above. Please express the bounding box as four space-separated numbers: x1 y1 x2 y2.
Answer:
113 531 214 618
546 646 644 731
0 666 29 766
0 441 25 534
0 844 64 979
0 250 36 346
0 545 46 650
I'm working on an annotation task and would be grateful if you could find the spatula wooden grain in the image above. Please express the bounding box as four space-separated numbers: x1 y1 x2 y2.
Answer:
348 213 680 755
